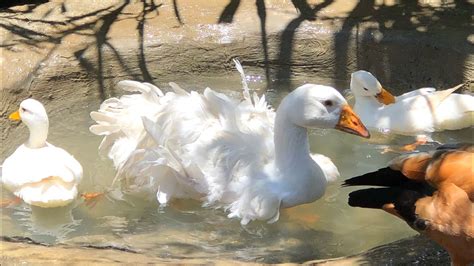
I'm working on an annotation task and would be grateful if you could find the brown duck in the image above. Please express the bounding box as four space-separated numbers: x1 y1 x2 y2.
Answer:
344 143 474 266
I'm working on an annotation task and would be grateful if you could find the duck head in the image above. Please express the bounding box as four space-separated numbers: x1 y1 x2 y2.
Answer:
283 84 370 138
350 70 395 105
9 99 49 148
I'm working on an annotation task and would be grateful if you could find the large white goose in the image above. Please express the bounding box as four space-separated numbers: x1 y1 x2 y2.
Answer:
350 70 473 135
90 62 369 224
2 99 83 208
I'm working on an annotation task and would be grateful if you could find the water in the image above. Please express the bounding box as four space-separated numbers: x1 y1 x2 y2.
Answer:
1 73 472 263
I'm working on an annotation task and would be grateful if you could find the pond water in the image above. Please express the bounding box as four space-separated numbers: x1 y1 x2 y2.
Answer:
1 72 472 263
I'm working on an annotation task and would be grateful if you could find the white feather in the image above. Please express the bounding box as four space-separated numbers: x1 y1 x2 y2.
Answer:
90 67 359 224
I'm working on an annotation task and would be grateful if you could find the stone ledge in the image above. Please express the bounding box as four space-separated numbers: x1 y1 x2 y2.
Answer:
1 1 472 139
0 235 449 265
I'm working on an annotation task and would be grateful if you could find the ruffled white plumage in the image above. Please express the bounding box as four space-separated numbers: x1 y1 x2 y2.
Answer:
92 80 281 222
90 62 364 224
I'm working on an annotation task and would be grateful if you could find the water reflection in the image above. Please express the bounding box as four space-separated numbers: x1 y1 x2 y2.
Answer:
2 202 80 243
1 75 472 262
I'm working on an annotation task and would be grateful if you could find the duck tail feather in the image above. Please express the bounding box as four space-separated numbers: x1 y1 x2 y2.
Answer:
117 80 163 100
232 58 251 103
348 187 401 209
349 187 428 228
169 82 189 96
342 167 411 187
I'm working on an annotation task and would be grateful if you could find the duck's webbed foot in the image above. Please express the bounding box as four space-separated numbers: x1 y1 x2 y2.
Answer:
80 192 106 208
381 135 429 154
0 196 21 208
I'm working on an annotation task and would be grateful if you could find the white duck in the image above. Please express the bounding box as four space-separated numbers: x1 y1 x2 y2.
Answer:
350 70 474 135
90 64 369 224
1 99 83 208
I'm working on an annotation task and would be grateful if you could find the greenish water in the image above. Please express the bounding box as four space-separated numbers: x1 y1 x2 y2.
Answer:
1 74 472 263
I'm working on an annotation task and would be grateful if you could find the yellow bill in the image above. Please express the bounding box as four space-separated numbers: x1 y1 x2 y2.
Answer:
376 88 396 105
9 110 21 121
335 105 370 139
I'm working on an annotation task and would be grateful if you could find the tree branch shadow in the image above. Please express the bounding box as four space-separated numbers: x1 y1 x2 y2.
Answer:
172 0 184 25
256 0 270 84
218 0 240 24
333 0 374 83
275 0 334 91
345 0 471 90
3 0 472 101
0 0 48 11
84 0 130 100
137 0 162 84
3 0 163 100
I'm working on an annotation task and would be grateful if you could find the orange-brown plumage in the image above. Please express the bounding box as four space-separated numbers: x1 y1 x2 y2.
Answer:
425 151 474 200
345 143 474 266
391 152 432 181
390 145 474 200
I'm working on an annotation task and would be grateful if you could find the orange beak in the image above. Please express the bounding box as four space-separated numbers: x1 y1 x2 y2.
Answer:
375 88 396 105
335 105 370 138
9 110 21 121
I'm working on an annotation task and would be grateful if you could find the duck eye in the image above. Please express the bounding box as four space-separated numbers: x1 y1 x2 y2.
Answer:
363 87 368 91
323 100 333 107
20 107 26 112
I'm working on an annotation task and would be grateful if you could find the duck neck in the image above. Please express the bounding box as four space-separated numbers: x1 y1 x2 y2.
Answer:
353 95 381 119
354 95 381 109
274 109 311 172
26 123 48 148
